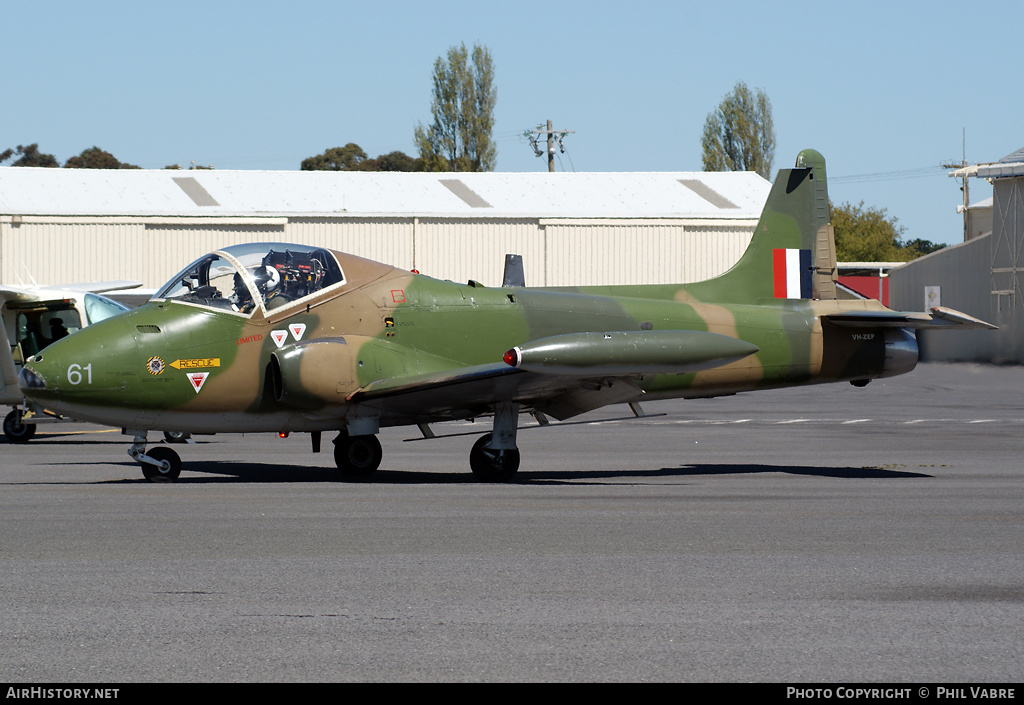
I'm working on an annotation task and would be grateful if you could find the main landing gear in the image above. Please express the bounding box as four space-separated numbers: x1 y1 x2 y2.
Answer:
128 432 182 482
469 401 521 483
469 433 521 482
332 402 523 483
333 431 383 478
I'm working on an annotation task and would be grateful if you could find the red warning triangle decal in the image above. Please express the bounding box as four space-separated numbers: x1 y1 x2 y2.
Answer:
187 372 209 393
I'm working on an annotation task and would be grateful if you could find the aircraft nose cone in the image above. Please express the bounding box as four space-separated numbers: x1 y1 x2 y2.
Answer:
18 366 46 392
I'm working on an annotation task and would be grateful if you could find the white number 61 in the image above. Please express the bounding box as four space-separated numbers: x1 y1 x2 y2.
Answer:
67 363 92 385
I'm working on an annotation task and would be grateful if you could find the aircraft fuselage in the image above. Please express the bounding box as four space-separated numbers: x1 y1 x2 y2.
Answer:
18 261 909 434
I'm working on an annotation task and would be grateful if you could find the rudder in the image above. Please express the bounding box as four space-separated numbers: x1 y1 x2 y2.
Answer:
691 149 838 303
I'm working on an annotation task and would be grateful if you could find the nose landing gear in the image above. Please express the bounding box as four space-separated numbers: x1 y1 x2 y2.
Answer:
128 433 182 482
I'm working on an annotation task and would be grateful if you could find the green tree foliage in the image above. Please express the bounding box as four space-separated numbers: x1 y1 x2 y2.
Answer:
64 146 139 169
830 201 938 262
3 144 139 169
1 143 59 167
301 143 369 171
903 238 945 256
301 144 423 172
414 43 497 172
701 81 776 180
356 151 423 172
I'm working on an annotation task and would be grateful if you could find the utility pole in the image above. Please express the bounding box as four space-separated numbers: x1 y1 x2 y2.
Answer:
942 129 972 241
524 120 574 172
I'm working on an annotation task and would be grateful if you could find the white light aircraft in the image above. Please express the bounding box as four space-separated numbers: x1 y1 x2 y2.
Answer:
0 281 140 442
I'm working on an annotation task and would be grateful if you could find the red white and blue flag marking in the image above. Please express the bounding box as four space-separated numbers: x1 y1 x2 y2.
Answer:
773 248 812 299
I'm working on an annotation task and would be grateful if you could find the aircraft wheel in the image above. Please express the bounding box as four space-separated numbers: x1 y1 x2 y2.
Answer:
334 434 382 478
163 431 191 443
142 446 182 482
469 433 520 483
3 410 36 444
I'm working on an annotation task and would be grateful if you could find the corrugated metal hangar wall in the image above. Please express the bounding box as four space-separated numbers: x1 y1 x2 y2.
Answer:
0 215 757 290
890 157 1024 363
0 169 769 291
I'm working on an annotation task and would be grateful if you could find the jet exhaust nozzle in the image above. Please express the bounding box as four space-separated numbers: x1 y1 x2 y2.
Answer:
878 328 919 378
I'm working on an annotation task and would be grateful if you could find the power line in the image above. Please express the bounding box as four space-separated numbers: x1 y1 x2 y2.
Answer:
831 166 946 184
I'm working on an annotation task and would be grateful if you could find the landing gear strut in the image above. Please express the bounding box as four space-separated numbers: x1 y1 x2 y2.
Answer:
128 432 181 482
469 401 521 482
334 432 382 478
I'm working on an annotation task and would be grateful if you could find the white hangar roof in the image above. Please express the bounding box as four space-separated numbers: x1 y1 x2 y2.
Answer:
0 167 770 219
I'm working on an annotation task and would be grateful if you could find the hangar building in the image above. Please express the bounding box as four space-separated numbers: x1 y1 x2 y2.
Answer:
890 146 1024 362
0 168 770 291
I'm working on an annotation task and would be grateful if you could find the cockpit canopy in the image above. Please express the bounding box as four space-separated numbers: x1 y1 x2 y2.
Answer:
154 243 345 315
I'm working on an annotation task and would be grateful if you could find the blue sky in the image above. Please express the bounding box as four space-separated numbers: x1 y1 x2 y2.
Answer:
5 0 1022 246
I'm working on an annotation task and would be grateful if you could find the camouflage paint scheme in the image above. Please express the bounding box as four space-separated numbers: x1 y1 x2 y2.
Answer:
18 150 993 481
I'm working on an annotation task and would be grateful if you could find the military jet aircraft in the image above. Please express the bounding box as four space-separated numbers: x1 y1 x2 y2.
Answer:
0 280 139 442
17 150 993 481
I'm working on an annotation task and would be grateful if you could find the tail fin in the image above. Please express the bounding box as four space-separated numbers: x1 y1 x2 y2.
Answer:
691 149 838 303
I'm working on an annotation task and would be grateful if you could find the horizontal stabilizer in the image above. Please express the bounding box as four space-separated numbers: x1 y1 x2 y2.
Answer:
505 330 759 376
824 306 996 330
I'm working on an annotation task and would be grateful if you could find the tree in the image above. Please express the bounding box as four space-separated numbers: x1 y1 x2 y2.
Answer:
830 201 925 262
301 143 369 171
64 146 139 169
354 151 423 172
1 143 58 167
301 144 423 172
903 238 945 256
414 43 496 172
701 81 775 179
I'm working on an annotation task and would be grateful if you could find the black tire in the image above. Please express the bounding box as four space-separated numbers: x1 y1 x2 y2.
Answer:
334 434 382 478
469 433 520 483
163 431 191 443
142 446 182 482
4 410 36 444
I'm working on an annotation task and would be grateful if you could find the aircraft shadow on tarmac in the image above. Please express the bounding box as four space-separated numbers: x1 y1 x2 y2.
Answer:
5 434 126 445
65 460 933 485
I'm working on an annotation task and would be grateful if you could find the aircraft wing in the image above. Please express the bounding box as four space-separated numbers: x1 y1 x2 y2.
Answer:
60 280 144 294
349 362 636 422
349 330 759 422
0 281 143 304
824 306 996 330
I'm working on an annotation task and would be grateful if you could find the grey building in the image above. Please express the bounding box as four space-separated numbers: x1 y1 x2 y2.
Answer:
890 147 1024 362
